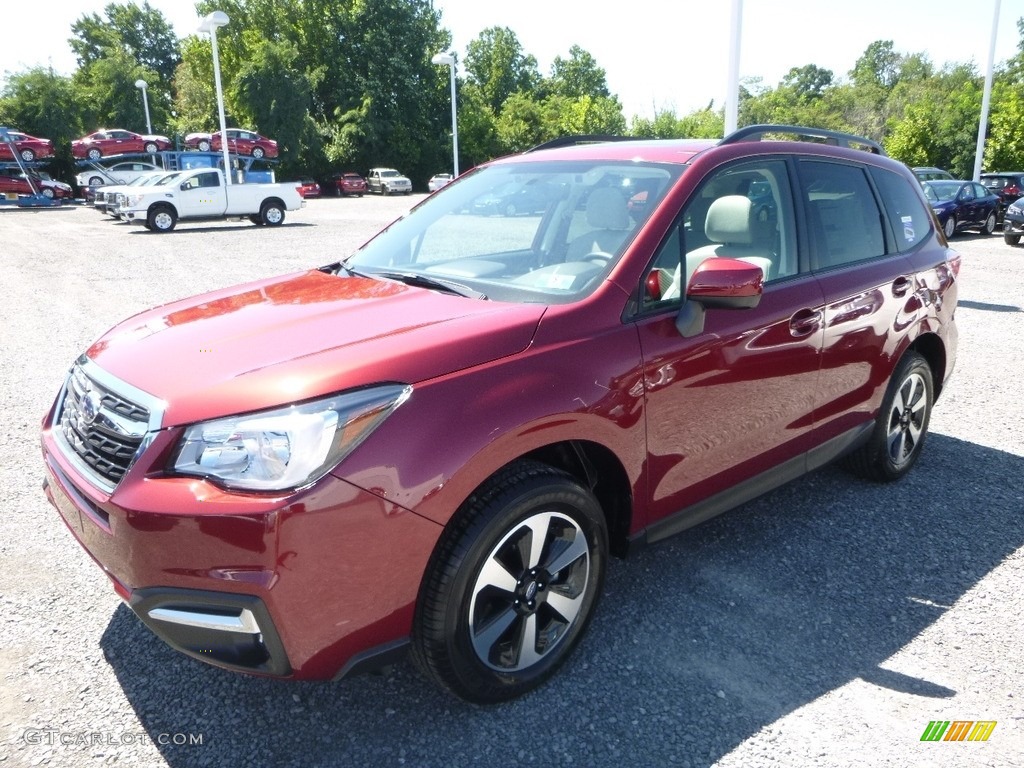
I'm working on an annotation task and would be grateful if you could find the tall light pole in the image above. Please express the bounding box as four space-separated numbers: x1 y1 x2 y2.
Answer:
431 51 459 178
198 11 232 185
973 0 1001 181
134 79 152 135
724 0 743 135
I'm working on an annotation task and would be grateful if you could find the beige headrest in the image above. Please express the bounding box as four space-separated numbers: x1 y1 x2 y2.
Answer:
705 195 753 245
586 187 630 229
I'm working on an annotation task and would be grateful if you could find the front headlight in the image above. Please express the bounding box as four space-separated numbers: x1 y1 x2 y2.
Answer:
126 194 144 207
172 385 411 491
1008 202 1023 215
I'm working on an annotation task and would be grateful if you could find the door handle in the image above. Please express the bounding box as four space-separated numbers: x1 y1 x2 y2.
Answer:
789 308 821 337
892 276 912 297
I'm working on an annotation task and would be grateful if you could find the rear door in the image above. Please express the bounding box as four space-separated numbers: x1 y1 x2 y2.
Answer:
796 158 916 445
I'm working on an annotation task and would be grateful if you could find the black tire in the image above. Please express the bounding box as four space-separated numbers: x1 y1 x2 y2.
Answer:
147 204 177 233
87 148 102 161
943 215 956 239
1004 233 1021 246
198 140 211 152
382 186 391 196
144 141 158 154
40 188 54 199
842 351 934 482
260 200 285 226
20 148 35 162
982 212 997 235
89 176 104 187
412 461 607 704
252 147 266 159
249 214 263 225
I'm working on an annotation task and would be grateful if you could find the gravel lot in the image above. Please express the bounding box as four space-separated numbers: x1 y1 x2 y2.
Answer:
1 197 1022 767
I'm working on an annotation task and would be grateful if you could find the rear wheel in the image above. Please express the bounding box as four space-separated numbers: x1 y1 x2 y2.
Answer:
943 215 956 239
252 147 266 159
147 204 177 233
19 148 36 162
982 212 997 234
412 461 607 703
260 201 285 226
842 351 933 482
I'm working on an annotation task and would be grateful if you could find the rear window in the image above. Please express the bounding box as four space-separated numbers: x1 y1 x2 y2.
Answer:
870 167 932 251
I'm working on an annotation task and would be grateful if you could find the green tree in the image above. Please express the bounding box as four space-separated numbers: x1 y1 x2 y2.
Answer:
464 27 540 114
70 2 181 83
547 45 610 99
0 68 82 182
782 64 834 101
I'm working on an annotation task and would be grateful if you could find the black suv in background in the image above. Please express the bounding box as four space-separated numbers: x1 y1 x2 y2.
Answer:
980 171 1024 220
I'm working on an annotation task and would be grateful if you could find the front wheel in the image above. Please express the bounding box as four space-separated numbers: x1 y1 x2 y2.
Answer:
982 212 997 234
147 204 177 233
144 141 158 154
198 140 211 152
943 215 956 239
89 176 104 186
260 201 285 226
87 148 102 161
412 461 607 703
842 352 934 482
1004 233 1021 246
40 188 54 199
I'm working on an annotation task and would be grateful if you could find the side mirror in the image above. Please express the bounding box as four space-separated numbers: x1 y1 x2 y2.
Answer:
180 182 189 191
675 257 764 337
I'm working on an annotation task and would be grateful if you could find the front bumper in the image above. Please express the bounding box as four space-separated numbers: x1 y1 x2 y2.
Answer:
1002 210 1024 235
41 402 443 680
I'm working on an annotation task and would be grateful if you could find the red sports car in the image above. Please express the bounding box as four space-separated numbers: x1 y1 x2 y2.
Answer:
72 129 172 160
0 131 55 162
184 129 278 159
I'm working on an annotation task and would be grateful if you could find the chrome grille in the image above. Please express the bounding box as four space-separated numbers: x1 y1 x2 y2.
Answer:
56 363 151 488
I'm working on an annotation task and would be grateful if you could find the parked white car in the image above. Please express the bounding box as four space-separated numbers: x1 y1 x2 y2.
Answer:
120 167 304 232
428 173 453 193
93 171 178 214
367 167 412 195
76 161 160 189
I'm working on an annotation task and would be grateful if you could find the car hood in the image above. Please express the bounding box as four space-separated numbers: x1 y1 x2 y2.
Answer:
85 269 545 426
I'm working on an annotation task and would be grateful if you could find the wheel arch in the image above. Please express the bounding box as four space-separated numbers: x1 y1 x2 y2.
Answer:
261 196 286 211
908 332 947 399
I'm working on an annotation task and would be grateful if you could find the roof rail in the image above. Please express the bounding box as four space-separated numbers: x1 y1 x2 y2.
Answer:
720 124 885 155
525 134 633 153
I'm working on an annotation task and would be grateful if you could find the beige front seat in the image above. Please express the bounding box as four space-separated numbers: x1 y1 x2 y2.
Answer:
565 187 632 262
663 195 773 301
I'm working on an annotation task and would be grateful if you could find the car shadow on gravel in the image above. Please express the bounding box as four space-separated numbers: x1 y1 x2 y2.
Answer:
125 223 316 235
99 433 1023 767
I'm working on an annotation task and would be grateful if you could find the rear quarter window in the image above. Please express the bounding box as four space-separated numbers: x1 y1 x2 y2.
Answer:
869 167 932 251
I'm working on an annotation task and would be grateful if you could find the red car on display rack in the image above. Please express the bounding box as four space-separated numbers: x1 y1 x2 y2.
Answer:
184 129 278 159
0 131 55 162
72 129 172 160
0 170 73 198
41 125 960 704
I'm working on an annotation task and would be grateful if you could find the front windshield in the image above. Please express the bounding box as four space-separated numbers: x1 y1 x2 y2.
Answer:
924 181 961 203
345 159 681 304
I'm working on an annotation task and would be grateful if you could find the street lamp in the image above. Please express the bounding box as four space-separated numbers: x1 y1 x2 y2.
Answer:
198 10 232 185
134 79 153 135
431 51 459 178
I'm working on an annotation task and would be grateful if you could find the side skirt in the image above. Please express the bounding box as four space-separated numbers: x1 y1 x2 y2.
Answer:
627 423 872 555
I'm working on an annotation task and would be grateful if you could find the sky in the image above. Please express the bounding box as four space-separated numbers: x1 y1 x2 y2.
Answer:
0 0 1020 121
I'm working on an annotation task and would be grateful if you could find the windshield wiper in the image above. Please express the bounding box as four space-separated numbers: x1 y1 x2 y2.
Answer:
373 271 488 300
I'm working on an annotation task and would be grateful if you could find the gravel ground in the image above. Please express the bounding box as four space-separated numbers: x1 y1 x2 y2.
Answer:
1 198 1022 767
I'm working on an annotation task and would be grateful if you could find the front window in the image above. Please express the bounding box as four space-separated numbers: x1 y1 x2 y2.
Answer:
344 160 681 304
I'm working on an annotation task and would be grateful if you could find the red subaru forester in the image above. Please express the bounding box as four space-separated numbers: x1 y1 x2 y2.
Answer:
42 125 959 703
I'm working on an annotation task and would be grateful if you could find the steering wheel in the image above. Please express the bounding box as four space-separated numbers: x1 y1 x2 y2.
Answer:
584 251 613 265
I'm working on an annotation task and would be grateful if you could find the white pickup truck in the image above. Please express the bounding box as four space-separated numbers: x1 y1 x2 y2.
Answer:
121 167 304 232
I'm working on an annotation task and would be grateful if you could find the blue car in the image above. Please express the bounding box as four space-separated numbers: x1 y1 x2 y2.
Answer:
922 180 1000 239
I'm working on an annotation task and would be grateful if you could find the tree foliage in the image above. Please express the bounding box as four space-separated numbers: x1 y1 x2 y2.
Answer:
11 5 1024 188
